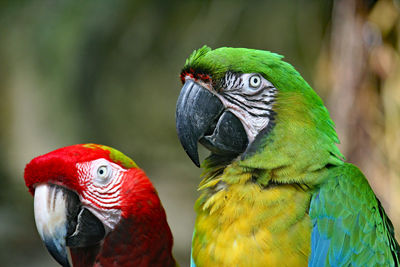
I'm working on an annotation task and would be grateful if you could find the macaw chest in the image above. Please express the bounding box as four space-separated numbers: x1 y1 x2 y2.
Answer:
192 183 313 267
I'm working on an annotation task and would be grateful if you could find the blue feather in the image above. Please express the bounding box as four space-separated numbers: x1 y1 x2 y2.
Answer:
190 254 196 267
309 220 330 267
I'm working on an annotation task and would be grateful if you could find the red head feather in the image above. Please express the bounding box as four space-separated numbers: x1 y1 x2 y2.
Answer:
24 144 119 195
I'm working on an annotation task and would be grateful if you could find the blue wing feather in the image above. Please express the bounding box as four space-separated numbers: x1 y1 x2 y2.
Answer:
308 164 399 266
190 254 196 267
190 228 197 267
309 219 330 267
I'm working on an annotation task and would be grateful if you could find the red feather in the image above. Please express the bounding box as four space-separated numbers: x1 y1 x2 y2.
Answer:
24 144 116 195
92 168 176 266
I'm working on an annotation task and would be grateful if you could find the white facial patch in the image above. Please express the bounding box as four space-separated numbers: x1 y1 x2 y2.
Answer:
76 159 126 232
216 72 277 142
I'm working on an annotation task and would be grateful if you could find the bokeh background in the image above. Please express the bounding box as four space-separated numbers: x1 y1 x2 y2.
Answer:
1 0 399 265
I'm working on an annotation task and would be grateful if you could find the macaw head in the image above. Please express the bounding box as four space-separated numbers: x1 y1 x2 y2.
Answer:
24 144 175 267
176 46 343 180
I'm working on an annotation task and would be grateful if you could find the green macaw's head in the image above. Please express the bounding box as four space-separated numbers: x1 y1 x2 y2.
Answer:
176 46 343 176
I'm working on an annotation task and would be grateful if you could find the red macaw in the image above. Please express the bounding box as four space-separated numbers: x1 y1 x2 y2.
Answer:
24 144 177 267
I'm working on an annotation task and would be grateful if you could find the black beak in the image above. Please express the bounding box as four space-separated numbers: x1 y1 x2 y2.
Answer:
34 184 105 266
176 80 248 167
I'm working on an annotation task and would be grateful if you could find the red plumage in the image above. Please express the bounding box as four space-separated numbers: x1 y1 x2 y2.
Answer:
24 144 176 267
24 144 114 195
91 167 175 266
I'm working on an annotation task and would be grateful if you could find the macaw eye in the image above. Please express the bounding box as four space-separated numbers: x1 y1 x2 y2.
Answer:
249 74 261 88
95 164 112 184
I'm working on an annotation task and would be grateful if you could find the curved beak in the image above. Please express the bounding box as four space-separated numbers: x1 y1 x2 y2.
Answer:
176 80 248 167
34 184 105 267
34 184 79 267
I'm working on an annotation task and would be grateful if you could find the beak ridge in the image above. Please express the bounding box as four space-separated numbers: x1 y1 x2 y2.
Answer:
176 80 224 167
34 184 80 267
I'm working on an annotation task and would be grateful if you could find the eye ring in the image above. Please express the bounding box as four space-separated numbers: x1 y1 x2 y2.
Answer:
249 74 262 88
95 164 112 184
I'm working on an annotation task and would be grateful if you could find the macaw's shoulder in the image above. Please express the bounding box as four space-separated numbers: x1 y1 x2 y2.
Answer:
309 163 400 266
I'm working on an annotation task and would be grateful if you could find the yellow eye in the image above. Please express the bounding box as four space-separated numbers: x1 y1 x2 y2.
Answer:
249 74 261 88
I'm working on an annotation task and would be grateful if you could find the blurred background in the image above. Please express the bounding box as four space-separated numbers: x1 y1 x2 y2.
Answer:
0 0 399 265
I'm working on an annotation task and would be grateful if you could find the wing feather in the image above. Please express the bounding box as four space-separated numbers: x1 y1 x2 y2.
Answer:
309 163 400 267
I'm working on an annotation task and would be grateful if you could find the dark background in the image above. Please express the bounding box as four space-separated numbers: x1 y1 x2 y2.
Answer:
1 0 399 265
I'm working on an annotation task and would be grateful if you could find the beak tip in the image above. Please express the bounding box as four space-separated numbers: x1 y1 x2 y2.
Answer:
176 125 201 168
43 237 71 267
192 157 201 168
182 144 200 168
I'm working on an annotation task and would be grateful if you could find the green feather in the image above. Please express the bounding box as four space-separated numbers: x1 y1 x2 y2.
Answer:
310 163 400 266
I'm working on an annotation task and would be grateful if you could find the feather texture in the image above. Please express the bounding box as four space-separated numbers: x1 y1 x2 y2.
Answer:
309 163 400 267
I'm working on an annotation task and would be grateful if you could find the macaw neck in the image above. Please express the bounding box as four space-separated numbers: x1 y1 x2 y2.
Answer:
70 245 100 267
95 213 176 267
237 91 344 185
70 213 176 267
97 173 176 267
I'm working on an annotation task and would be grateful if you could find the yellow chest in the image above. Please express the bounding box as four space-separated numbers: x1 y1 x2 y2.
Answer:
192 182 312 267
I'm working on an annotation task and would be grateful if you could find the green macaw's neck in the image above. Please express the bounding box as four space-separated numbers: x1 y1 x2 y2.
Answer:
240 88 344 184
193 162 316 266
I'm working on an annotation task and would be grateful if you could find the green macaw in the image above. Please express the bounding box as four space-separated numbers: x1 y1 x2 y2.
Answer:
175 46 400 266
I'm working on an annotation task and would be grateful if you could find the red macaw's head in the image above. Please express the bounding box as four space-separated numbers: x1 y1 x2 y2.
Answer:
24 144 175 267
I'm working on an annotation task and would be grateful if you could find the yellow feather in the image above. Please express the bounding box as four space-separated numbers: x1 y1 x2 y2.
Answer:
193 168 312 266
